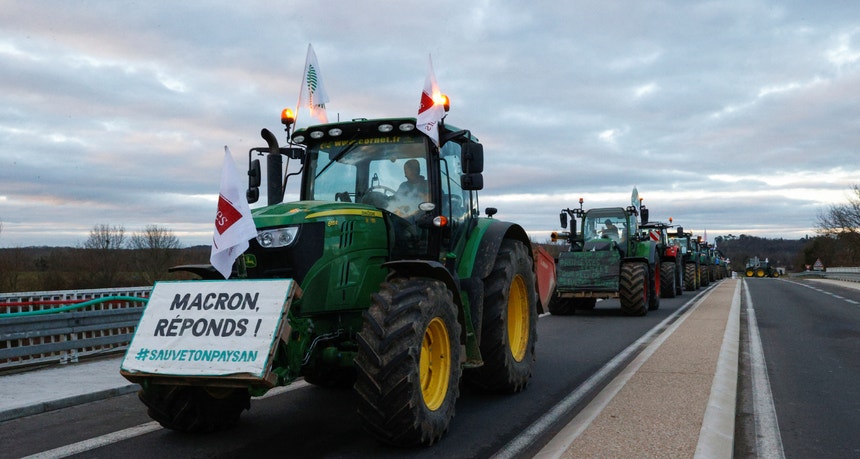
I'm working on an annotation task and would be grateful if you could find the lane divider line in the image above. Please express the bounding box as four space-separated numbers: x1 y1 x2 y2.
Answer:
744 279 786 459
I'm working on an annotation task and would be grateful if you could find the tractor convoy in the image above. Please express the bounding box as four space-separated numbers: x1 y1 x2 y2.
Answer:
119 60 745 448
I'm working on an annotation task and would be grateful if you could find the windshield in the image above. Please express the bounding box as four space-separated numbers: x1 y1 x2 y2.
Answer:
583 210 629 242
304 134 429 214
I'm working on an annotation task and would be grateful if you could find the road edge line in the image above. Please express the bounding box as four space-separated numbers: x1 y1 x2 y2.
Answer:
694 279 740 458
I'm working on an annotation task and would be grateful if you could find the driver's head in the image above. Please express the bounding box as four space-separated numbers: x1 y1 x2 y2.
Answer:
404 159 420 181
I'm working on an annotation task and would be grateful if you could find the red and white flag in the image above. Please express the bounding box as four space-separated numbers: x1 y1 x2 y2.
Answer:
296 43 330 124
210 146 258 279
417 55 445 147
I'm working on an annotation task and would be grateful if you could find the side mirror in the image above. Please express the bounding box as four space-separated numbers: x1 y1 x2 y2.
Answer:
640 206 649 224
247 159 261 204
461 173 483 190
461 143 484 174
559 212 568 229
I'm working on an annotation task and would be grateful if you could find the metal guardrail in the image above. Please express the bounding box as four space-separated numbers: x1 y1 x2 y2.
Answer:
0 287 151 371
825 267 860 273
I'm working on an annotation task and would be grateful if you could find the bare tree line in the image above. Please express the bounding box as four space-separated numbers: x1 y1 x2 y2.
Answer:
0 223 205 293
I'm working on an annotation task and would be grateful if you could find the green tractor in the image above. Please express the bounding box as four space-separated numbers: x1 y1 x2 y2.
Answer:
744 257 780 278
668 227 702 291
549 192 661 316
122 108 553 446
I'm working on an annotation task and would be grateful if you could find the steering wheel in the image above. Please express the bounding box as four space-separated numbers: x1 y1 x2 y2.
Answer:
366 185 396 197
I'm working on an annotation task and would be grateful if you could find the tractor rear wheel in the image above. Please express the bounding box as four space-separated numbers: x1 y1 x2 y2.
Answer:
138 385 250 433
619 262 648 316
354 278 461 447
465 239 537 394
660 262 676 298
685 263 697 291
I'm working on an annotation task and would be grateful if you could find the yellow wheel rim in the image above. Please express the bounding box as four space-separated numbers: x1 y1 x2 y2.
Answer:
756 269 766 277
507 274 530 362
420 317 450 411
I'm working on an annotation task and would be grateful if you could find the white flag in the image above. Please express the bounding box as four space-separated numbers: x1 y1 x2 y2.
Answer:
417 55 445 147
210 146 258 279
296 43 330 124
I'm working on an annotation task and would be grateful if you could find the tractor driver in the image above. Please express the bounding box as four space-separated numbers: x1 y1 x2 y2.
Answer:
392 159 429 218
601 219 620 240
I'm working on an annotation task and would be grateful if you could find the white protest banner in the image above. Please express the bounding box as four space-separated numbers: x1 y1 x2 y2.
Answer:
121 279 296 380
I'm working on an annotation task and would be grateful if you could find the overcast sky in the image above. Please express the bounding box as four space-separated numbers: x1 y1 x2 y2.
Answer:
2 1 859 248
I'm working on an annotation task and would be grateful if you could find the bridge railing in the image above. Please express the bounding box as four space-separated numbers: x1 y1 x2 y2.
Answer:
0 287 150 371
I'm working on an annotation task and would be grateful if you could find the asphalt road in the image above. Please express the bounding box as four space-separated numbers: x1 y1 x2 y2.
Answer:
1 294 697 459
740 278 860 458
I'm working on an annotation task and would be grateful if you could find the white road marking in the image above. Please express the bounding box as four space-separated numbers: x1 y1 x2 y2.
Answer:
744 280 785 459
22 381 309 458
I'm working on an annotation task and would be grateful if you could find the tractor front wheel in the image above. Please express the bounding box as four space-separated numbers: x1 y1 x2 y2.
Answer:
466 239 537 394
685 263 698 291
620 262 648 316
354 278 461 447
138 385 250 433
660 262 676 299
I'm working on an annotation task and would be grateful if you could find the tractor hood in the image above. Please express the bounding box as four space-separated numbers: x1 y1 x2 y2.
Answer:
251 200 384 229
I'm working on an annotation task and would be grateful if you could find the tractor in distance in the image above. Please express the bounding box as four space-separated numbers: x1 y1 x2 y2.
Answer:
694 236 714 285
745 256 780 278
703 244 728 281
549 191 661 316
668 227 702 291
638 217 684 298
121 100 556 447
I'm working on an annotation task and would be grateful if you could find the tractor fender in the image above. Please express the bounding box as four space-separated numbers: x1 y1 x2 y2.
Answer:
630 240 660 267
382 260 463 309
453 219 534 342
468 220 532 281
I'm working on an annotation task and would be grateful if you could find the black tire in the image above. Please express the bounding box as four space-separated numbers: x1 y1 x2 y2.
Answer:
465 239 537 394
138 385 250 433
700 266 710 286
660 262 676 298
619 262 648 316
548 295 576 315
354 278 461 447
675 260 684 296
685 263 698 290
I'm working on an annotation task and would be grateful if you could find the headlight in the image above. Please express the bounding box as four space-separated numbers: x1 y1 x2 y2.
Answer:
257 226 299 248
